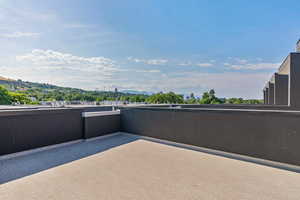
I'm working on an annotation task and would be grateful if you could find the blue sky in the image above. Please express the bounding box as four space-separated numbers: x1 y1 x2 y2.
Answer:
0 0 300 98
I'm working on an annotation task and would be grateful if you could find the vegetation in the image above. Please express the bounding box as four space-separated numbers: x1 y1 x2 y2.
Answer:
0 77 148 104
0 86 11 105
0 76 262 105
0 86 34 105
146 92 184 104
185 89 262 105
199 89 224 104
188 89 262 105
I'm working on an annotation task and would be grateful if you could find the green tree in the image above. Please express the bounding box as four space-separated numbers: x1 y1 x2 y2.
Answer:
199 89 223 104
186 93 197 104
226 98 244 104
129 95 146 103
0 86 12 105
146 92 184 104
242 99 262 104
9 92 32 104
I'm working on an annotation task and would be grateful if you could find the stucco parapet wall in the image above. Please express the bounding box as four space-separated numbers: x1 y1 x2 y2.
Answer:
83 111 121 139
117 104 171 109
0 107 84 117
122 107 300 115
82 110 120 117
123 104 294 110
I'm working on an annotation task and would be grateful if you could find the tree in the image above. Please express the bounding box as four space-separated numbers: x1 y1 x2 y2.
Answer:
186 93 197 104
226 98 244 104
129 95 146 103
190 93 195 99
9 92 32 104
244 99 262 104
146 92 184 104
0 86 12 105
199 89 223 104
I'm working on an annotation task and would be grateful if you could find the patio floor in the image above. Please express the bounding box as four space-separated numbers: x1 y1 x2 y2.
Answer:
1 133 300 200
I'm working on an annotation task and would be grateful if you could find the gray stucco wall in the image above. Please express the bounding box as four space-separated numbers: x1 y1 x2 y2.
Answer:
121 107 300 166
274 73 289 105
122 103 300 110
169 104 292 110
83 112 120 139
268 82 275 105
81 106 114 112
0 108 83 156
265 88 269 104
289 53 300 107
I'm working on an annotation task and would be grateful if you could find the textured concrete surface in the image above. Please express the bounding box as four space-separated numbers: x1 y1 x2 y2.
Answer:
1 135 300 200
0 134 136 184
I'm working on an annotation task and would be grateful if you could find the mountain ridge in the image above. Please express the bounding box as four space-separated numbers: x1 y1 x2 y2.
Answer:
0 75 149 102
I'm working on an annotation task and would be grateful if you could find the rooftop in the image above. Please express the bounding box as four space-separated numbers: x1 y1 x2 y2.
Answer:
1 133 300 200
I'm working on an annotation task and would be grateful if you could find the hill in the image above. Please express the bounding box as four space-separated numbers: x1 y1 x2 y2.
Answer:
0 76 148 103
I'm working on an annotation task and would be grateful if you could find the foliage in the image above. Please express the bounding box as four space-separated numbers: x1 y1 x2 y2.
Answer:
185 93 198 104
226 98 244 104
241 99 263 104
0 86 12 105
146 92 184 104
199 89 224 104
8 92 33 104
128 95 147 103
225 98 262 104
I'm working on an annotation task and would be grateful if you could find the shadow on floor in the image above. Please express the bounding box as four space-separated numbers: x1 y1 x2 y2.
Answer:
0 134 137 184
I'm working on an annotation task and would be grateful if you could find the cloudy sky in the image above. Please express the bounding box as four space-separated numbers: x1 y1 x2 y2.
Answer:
0 0 300 98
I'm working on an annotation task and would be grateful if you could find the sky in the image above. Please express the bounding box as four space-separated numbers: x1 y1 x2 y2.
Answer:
0 0 300 98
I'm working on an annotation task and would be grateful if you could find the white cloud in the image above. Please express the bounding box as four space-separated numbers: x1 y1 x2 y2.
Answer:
0 52 270 98
146 59 168 65
16 49 117 73
0 49 121 89
128 57 168 65
196 63 213 67
224 57 279 70
178 61 192 66
179 61 214 67
0 32 40 38
229 62 280 70
228 57 248 64
135 69 161 73
0 50 272 98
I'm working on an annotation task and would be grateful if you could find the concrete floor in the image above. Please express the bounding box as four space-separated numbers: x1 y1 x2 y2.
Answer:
1 134 300 200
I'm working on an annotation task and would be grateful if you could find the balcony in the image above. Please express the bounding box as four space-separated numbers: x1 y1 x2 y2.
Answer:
1 106 300 199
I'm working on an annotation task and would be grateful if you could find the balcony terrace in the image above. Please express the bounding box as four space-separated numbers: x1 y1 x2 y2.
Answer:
1 105 300 199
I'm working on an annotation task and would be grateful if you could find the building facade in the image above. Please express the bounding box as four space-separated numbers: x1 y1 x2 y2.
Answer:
263 42 300 107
